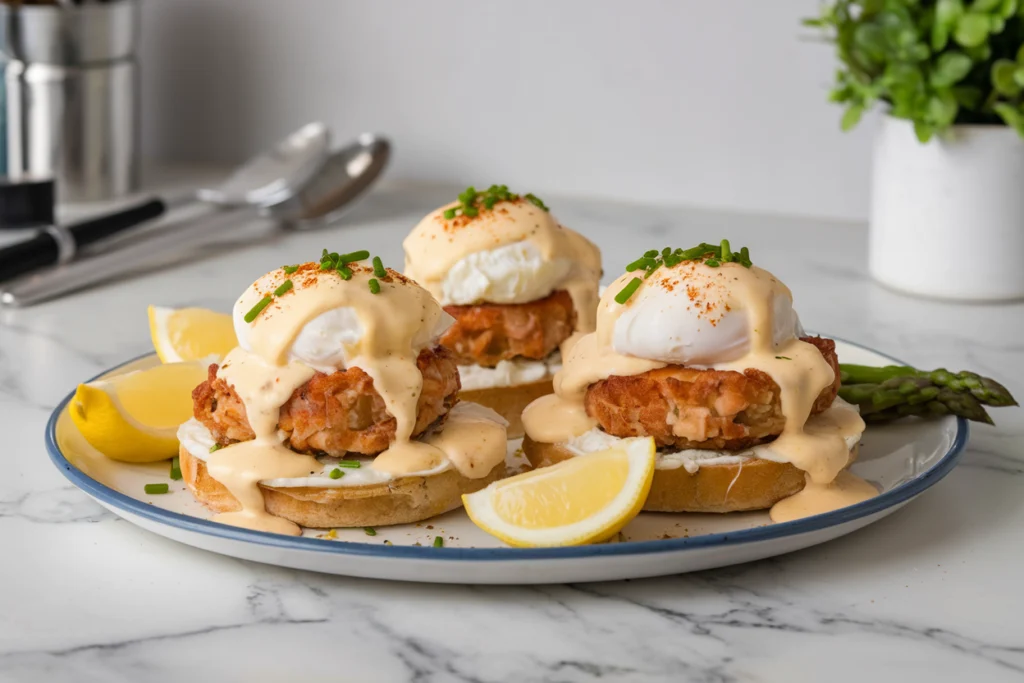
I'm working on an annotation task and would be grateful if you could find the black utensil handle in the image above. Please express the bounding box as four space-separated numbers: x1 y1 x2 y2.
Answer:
0 198 169 284
69 198 168 247
0 232 59 283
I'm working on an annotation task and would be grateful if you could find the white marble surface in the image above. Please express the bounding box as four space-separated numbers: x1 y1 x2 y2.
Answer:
2 184 1022 682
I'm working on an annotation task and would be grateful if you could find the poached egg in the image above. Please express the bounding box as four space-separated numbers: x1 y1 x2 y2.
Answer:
403 197 601 309
607 261 803 366
232 266 454 373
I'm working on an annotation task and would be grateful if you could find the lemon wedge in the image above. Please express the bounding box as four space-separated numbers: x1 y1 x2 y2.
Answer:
463 437 656 547
69 361 208 463
148 305 237 363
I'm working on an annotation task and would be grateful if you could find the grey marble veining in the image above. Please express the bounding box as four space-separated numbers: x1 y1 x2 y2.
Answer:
2 182 1022 683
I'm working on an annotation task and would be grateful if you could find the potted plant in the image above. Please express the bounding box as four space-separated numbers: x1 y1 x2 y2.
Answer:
807 0 1024 301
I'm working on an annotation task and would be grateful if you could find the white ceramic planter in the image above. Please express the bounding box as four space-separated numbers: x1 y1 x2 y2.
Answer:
870 117 1024 301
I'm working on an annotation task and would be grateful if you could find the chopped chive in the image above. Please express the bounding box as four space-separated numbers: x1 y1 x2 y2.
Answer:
368 278 381 294
451 185 544 217
776 356 792 360
273 279 293 297
320 261 334 270
372 256 386 278
623 242 752 284
337 460 362 468
145 483 169 495
338 250 370 263
364 527 377 536
169 456 182 481
615 277 642 304
243 296 272 323
329 468 343 479
282 264 299 274
337 265 352 280
626 256 653 272
525 193 549 211
720 239 733 262
433 536 444 548
209 443 222 453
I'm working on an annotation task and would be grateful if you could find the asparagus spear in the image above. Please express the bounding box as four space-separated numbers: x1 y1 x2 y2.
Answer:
837 365 1016 424
839 365 1017 407
859 395 988 424
840 381 993 424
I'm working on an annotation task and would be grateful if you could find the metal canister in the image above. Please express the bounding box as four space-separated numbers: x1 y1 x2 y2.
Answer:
0 0 140 202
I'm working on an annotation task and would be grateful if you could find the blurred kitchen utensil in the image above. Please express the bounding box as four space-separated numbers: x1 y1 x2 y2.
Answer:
0 121 331 283
0 133 391 306
1 0 140 201
278 132 391 229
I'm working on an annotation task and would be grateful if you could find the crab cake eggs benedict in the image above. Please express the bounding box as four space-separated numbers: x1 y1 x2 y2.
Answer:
179 251 508 536
521 242 875 522
404 186 601 437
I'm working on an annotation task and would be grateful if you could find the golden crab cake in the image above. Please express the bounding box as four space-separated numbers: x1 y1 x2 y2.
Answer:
192 346 460 456
439 290 576 367
584 336 841 450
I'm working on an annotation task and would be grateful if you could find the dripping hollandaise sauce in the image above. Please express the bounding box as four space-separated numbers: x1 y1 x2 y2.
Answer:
203 262 505 535
522 250 875 523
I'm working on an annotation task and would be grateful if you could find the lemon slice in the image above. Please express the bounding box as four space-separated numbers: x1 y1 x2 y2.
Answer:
463 437 656 547
148 305 237 363
69 361 208 463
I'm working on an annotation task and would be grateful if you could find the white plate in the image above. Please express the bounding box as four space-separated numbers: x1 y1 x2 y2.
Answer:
47 339 967 584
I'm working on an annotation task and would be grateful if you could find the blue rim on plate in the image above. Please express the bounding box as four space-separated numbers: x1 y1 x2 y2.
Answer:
46 340 969 562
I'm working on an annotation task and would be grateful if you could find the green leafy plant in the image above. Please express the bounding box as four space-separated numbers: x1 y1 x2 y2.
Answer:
806 0 1024 141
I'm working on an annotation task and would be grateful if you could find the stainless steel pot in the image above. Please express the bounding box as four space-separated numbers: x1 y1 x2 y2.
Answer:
0 1 138 65
1 0 140 202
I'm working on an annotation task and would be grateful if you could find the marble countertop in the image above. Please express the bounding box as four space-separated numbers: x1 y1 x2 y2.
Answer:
2 183 1022 682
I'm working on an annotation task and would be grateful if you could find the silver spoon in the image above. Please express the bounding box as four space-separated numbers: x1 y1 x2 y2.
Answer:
0 133 391 306
194 121 331 210
275 132 391 229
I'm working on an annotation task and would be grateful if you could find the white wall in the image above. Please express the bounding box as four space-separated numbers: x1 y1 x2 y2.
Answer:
139 0 876 220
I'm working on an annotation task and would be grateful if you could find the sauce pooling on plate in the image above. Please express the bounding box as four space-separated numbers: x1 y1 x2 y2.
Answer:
523 255 875 522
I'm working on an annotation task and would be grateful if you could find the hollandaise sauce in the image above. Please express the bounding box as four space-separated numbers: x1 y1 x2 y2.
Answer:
205 261 504 535
523 250 875 523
